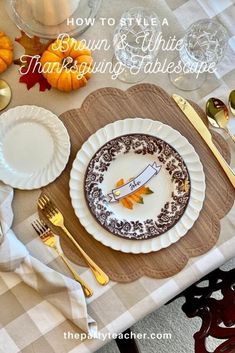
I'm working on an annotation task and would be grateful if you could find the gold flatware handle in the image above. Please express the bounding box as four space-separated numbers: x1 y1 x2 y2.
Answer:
57 250 93 297
207 139 235 187
172 94 235 189
62 226 109 286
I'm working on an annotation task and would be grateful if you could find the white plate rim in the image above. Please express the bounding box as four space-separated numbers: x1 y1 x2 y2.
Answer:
0 105 71 190
69 118 206 254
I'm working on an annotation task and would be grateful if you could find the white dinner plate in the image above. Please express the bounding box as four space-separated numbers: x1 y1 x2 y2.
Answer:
0 105 70 189
70 118 206 254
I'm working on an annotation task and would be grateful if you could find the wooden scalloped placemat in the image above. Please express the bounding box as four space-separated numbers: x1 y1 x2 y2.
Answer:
40 84 235 282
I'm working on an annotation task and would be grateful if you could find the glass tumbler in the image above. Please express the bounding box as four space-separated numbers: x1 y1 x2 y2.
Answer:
113 7 161 83
169 19 228 91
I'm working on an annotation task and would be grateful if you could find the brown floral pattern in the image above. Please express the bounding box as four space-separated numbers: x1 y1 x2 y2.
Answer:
84 134 191 240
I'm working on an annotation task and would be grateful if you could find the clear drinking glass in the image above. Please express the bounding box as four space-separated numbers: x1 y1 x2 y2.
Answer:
169 19 228 91
113 7 161 83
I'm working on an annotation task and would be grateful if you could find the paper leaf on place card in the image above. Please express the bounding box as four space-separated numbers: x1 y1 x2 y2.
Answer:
19 56 51 92
107 162 160 209
115 179 154 210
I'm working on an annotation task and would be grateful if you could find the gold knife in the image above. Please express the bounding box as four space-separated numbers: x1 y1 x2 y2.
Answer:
172 94 235 189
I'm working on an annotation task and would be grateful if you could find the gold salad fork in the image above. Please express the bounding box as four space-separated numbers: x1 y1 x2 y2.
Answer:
32 219 93 297
38 195 110 286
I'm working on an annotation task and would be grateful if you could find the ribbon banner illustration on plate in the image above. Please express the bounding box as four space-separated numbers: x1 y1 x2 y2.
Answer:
107 162 161 203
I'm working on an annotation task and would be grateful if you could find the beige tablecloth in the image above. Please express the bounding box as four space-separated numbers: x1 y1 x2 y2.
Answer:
0 0 235 352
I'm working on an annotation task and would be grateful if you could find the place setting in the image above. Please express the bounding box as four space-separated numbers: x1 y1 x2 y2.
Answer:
0 1 235 352
35 83 233 285
0 82 234 301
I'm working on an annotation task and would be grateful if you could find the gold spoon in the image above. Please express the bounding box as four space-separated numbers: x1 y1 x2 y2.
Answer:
206 97 235 143
229 90 235 116
0 79 11 111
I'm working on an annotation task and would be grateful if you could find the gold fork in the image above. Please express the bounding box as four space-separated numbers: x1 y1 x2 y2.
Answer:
32 219 93 297
38 195 109 286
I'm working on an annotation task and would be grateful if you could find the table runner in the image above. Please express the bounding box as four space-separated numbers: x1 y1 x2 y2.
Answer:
0 0 235 352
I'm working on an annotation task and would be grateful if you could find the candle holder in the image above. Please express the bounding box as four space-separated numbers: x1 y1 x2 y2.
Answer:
5 0 102 39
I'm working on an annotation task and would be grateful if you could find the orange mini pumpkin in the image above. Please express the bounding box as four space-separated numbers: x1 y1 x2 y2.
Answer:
0 32 13 74
40 37 93 92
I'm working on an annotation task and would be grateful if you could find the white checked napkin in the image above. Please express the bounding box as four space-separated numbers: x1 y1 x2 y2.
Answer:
0 183 97 335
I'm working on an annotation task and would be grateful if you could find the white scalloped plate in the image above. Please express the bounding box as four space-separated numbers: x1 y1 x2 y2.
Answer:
70 118 206 254
0 105 70 189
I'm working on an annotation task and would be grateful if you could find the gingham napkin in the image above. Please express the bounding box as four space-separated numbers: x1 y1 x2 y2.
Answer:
0 183 97 335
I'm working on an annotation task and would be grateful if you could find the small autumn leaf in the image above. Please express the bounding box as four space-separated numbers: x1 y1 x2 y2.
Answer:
19 56 51 92
15 31 52 58
14 31 53 68
115 179 154 210
14 31 52 91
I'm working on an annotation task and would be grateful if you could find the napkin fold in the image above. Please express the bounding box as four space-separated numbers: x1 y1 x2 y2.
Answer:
0 183 97 335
